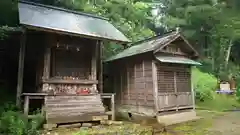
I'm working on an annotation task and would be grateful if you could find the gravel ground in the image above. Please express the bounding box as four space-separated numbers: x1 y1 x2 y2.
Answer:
41 111 240 135
207 112 240 135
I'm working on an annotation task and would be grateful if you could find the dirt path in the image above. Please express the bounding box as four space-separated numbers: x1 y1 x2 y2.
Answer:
170 111 240 135
207 112 240 135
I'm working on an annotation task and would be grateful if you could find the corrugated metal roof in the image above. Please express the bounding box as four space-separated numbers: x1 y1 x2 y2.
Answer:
18 1 130 42
155 56 202 65
104 31 179 62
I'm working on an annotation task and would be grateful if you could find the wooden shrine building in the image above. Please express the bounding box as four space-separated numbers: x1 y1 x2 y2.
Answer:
105 30 201 124
17 1 129 124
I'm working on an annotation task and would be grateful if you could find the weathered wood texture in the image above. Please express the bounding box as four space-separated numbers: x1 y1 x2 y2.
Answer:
36 34 106 124
53 48 92 80
51 35 94 80
111 53 155 115
16 31 26 107
98 41 103 93
160 43 188 56
156 63 193 111
45 95 105 124
42 83 96 94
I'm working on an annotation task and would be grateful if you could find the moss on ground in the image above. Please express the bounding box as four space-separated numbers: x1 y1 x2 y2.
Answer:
166 110 225 135
42 110 227 135
73 123 153 135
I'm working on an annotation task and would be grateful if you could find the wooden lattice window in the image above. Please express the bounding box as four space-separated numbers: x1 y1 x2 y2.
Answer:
157 64 191 93
52 44 92 80
176 70 191 92
157 68 175 93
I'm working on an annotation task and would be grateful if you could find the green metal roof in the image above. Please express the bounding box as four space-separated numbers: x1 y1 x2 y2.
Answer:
18 1 130 42
105 31 179 62
155 56 202 65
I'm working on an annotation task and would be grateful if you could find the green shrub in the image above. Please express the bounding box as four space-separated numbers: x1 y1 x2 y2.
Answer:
0 110 27 135
236 78 240 102
0 103 44 135
26 112 44 135
192 67 218 101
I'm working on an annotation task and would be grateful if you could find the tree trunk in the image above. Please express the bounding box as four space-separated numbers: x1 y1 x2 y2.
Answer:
225 40 233 68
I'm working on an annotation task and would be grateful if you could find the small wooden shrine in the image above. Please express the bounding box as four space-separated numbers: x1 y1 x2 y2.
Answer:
17 1 129 124
105 29 201 120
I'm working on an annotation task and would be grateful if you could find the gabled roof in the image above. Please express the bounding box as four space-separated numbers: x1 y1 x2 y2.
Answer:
105 31 199 62
18 1 130 43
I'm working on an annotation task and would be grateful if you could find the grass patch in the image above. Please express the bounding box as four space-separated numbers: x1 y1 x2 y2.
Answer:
196 94 240 111
169 110 224 135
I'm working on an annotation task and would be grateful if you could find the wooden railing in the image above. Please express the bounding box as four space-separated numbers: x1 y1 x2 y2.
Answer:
100 93 116 120
21 93 116 120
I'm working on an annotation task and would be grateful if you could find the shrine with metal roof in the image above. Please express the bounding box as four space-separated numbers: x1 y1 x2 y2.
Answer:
104 29 201 123
17 0 129 125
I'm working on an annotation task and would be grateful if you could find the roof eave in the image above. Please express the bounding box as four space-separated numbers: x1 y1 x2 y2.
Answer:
23 24 130 43
104 49 154 63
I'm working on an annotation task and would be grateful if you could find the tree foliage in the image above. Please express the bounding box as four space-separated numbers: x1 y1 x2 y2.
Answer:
2 0 240 80
159 0 240 80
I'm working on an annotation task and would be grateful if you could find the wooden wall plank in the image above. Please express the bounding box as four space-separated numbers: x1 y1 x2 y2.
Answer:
45 95 105 124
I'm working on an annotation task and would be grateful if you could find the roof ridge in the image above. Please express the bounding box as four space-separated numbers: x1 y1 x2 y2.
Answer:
129 30 177 47
19 0 108 21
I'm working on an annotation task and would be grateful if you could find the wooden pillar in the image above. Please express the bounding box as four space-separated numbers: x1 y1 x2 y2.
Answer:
191 67 196 110
152 61 159 113
134 63 138 111
23 96 29 116
91 42 97 80
42 35 52 93
43 47 51 80
16 29 26 107
120 72 123 105
174 71 178 111
111 94 115 120
127 67 130 103
142 60 146 104
91 41 98 93
98 41 103 93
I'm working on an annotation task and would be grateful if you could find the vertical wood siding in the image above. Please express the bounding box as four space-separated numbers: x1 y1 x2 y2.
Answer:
156 63 193 111
112 53 155 115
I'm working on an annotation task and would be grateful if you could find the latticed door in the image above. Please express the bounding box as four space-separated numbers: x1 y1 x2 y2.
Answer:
156 64 193 112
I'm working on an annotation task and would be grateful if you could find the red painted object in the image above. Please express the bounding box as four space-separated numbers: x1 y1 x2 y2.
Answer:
76 89 89 95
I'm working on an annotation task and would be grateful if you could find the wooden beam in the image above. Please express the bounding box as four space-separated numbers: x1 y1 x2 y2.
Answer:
111 94 115 120
120 73 123 105
142 60 146 104
134 63 139 111
52 49 56 76
23 96 29 116
98 41 103 93
43 47 51 80
152 61 159 113
91 42 97 80
174 71 178 111
127 66 130 103
16 29 26 107
42 79 98 84
190 67 196 110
